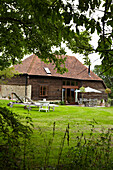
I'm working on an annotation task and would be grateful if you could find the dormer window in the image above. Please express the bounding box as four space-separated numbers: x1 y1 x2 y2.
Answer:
44 67 51 74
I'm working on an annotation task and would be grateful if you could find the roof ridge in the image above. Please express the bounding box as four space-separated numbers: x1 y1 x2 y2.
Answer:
27 55 36 73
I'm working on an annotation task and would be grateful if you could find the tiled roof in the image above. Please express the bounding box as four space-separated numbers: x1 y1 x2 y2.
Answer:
14 54 102 81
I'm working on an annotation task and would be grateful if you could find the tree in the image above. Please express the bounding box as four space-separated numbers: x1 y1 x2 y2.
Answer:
93 65 113 98
0 0 92 73
0 0 113 73
0 67 18 84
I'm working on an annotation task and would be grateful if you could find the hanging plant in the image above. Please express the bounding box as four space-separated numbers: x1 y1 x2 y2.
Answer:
80 86 85 104
105 88 111 94
105 88 111 107
80 86 85 93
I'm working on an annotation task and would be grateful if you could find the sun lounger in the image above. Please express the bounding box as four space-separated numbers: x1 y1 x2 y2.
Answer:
8 94 59 111
7 94 40 110
25 96 40 106
7 92 25 107
12 92 23 103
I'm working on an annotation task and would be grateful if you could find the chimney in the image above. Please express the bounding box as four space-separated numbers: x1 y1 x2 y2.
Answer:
88 65 91 77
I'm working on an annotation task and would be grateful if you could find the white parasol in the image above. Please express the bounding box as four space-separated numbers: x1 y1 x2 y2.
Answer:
84 87 102 93
75 86 102 102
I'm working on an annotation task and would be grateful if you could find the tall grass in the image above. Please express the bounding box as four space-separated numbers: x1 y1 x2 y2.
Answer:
0 100 113 169
23 121 113 169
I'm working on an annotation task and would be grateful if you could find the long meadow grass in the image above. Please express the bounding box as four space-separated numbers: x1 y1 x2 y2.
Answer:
0 99 113 169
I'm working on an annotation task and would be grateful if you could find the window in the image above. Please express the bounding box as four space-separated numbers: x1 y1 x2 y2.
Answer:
63 81 65 85
40 86 48 96
63 80 78 86
67 81 70 85
44 67 51 74
76 82 78 86
71 81 75 86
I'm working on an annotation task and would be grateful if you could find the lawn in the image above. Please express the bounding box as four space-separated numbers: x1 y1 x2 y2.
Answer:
0 99 113 169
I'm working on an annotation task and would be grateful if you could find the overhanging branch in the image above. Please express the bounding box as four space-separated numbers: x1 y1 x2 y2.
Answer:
100 64 113 75
0 17 32 25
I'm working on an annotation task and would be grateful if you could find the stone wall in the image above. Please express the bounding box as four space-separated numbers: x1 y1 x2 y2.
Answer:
0 85 31 100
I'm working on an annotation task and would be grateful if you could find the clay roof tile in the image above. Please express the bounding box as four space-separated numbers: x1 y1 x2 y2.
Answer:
14 54 102 81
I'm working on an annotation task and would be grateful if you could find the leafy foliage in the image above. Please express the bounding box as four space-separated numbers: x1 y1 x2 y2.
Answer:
0 67 19 84
0 106 32 169
80 86 85 104
105 88 111 94
0 0 113 73
66 31 93 57
93 65 113 98
80 86 85 93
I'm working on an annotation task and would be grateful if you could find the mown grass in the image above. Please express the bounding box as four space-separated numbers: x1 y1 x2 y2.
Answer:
0 99 113 169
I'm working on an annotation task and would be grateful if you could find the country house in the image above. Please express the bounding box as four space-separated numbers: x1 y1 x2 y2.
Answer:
0 54 107 104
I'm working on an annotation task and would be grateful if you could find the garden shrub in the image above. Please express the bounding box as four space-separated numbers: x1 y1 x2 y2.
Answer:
0 107 33 170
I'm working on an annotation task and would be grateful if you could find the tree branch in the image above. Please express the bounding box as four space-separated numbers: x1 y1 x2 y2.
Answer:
100 64 113 75
102 0 108 44
0 17 32 25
